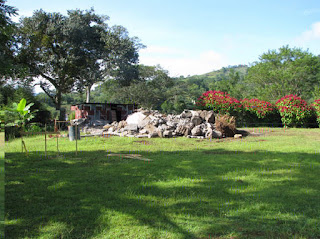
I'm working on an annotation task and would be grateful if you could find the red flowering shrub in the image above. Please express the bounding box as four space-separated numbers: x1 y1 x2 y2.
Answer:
240 98 275 119
312 99 320 127
275 94 314 127
196 90 241 115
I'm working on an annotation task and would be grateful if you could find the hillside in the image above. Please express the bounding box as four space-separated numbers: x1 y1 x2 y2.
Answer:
184 64 248 82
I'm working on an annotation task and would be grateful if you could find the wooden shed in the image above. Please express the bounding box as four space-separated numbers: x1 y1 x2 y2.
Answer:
70 103 137 123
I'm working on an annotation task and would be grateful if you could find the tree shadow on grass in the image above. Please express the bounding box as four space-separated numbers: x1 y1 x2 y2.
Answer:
5 147 320 239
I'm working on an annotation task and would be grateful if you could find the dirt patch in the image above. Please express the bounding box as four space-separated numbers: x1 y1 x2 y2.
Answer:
134 140 152 145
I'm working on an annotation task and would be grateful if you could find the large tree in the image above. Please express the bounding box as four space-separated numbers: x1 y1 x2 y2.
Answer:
17 10 79 119
0 0 18 81
246 45 320 102
17 9 143 119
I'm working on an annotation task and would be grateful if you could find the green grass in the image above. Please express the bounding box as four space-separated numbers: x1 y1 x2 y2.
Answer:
0 132 4 239
5 128 320 239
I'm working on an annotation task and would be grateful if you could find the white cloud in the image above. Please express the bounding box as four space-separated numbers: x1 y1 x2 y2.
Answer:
296 22 320 44
303 9 320 16
139 49 227 77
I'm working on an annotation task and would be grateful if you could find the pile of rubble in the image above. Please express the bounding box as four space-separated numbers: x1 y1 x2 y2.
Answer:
95 109 236 139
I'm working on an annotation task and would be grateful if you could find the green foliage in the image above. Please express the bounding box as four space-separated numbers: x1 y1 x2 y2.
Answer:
17 8 142 118
0 0 18 79
4 98 38 128
312 99 320 127
25 124 42 133
275 94 314 127
246 45 320 101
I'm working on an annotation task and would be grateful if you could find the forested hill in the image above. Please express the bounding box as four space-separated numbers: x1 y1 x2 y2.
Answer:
182 64 248 83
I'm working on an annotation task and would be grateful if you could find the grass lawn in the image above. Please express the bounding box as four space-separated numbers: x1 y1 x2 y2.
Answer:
4 128 320 239
0 132 4 239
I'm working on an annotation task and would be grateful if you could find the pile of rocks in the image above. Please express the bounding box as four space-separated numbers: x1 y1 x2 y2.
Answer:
101 109 232 139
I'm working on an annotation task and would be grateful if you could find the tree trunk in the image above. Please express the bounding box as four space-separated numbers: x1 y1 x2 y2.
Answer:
86 85 92 103
54 91 65 122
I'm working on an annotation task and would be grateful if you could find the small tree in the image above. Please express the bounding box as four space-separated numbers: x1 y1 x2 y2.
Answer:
4 98 37 152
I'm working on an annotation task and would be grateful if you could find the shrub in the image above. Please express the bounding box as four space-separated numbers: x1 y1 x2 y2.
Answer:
26 124 43 133
240 98 275 119
215 114 236 137
312 99 320 127
275 94 314 127
196 90 241 115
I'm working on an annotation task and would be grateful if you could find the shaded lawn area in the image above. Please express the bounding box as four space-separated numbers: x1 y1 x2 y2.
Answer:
0 132 4 239
5 128 320 239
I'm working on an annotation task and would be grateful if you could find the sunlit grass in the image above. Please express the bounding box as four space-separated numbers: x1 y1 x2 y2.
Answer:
4 128 320 238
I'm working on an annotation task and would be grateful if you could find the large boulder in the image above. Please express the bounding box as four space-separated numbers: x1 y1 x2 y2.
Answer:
126 112 147 125
191 125 203 136
212 129 223 138
196 110 215 124
191 116 202 126
204 111 215 123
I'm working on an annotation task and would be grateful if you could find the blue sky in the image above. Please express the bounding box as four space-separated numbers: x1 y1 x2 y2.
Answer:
8 0 320 77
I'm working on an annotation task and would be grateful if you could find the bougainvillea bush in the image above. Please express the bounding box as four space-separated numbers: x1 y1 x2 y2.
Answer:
196 90 241 115
312 99 320 127
240 98 275 118
239 98 281 127
275 94 314 127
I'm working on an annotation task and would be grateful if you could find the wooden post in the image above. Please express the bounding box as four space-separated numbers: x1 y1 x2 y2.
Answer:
45 124 47 158
57 134 59 153
75 124 78 155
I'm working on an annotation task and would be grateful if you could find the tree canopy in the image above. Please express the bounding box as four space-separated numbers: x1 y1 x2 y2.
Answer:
0 0 18 80
17 8 143 119
246 45 320 102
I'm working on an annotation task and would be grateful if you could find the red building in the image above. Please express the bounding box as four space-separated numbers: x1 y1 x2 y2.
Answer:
70 103 137 123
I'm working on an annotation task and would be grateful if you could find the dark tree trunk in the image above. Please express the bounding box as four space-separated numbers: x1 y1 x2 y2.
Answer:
86 85 92 103
55 91 65 122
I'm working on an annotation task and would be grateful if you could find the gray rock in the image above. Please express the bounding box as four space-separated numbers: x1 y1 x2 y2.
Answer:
163 130 173 138
204 111 215 124
139 129 148 134
124 124 138 132
158 124 168 131
212 129 222 138
138 116 151 129
118 120 127 129
180 110 193 118
166 120 178 128
191 125 203 136
190 110 200 117
145 124 157 134
175 124 192 136
108 126 115 132
148 132 158 138
191 116 202 126
157 129 164 138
